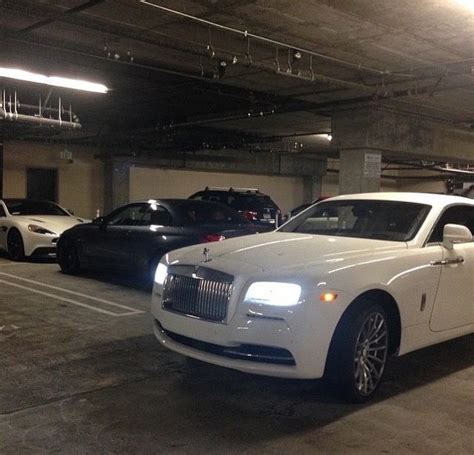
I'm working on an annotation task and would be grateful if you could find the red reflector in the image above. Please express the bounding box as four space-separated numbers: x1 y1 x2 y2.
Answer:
200 234 226 243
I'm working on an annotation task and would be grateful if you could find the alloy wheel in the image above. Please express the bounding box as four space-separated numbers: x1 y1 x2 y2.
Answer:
353 311 388 397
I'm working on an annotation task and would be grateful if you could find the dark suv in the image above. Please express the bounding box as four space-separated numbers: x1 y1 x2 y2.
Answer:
189 187 281 228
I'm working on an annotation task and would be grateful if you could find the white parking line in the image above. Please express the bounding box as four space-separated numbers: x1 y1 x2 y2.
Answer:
0 280 142 317
0 272 143 313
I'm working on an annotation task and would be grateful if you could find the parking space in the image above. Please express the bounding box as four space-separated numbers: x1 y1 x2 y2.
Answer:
1 257 472 454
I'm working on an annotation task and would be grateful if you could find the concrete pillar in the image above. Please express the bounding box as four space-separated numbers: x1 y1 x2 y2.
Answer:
339 149 381 194
303 175 323 202
103 160 130 214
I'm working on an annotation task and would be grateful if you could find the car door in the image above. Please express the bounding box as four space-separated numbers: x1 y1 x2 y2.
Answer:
428 204 474 331
82 203 148 270
121 202 174 272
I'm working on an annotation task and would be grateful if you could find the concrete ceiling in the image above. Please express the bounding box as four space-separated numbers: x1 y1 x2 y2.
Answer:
1 0 474 154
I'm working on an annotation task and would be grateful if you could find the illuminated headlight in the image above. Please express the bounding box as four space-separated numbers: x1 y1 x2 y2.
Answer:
28 224 55 235
244 282 302 307
154 263 168 285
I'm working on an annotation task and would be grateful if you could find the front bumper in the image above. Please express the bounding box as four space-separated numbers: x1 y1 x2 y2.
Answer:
151 284 349 379
25 235 58 257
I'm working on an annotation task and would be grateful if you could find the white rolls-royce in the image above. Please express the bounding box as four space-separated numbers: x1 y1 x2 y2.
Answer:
0 199 87 260
151 192 474 402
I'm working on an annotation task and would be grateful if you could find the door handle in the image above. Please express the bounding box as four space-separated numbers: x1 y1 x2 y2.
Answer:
430 257 464 266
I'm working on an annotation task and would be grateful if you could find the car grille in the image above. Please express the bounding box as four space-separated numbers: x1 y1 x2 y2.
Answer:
162 266 233 323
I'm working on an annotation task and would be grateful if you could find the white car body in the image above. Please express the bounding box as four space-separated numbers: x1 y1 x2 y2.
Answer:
151 192 474 399
0 199 88 258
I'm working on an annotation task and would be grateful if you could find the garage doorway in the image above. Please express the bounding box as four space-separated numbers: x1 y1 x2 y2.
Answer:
27 168 58 202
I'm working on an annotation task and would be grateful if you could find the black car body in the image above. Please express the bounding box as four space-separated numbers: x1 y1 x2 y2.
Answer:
57 199 262 277
189 187 280 227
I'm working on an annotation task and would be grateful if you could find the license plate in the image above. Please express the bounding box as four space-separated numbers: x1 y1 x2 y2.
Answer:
263 213 271 219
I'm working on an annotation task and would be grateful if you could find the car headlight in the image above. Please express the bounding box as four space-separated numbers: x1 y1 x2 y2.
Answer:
28 224 55 235
244 282 302 307
154 263 168 285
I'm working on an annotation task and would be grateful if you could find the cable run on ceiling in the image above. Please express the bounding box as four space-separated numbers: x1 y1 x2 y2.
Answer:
139 0 413 79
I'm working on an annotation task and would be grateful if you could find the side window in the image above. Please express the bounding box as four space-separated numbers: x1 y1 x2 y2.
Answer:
107 204 148 226
142 206 172 226
0 205 5 217
428 205 474 243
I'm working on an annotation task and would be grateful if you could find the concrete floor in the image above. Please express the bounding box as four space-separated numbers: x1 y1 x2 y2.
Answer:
0 256 473 454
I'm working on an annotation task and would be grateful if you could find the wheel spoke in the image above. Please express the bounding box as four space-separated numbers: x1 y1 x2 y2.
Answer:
352 310 388 397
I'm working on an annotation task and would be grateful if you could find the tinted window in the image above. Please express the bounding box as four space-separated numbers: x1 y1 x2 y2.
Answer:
0 205 5 217
428 205 474 243
175 201 246 225
229 194 278 211
5 200 68 216
280 200 431 241
107 203 172 226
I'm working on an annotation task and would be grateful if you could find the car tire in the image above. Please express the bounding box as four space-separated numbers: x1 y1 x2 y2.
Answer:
326 301 389 403
57 239 80 274
7 229 26 261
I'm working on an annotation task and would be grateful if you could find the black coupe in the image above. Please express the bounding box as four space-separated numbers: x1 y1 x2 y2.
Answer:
57 199 265 278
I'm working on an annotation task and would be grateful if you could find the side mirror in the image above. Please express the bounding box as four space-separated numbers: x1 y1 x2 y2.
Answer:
68 209 75 215
442 224 472 250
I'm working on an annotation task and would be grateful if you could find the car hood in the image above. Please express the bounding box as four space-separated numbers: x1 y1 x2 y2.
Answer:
168 231 407 274
12 215 87 234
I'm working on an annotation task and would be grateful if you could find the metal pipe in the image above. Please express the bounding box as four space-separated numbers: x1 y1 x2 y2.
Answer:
0 107 81 129
139 0 398 78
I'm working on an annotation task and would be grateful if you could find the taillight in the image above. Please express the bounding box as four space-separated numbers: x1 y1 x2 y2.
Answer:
200 234 226 243
240 210 258 222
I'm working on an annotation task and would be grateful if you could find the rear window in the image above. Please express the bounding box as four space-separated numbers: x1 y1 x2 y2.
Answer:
229 194 278 211
175 201 247 225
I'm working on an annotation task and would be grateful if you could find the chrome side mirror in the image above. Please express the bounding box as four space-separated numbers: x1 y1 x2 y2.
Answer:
442 224 472 250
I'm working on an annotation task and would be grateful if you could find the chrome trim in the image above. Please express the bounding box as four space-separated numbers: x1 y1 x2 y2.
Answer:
162 265 233 323
430 256 464 266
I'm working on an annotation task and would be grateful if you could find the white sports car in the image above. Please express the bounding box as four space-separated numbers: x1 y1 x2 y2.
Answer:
151 192 474 402
0 199 87 260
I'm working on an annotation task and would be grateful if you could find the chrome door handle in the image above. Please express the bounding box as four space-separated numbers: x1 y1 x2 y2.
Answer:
430 257 464 266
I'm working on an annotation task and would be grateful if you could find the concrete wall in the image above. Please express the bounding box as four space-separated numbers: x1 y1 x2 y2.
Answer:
129 166 305 214
3 141 103 219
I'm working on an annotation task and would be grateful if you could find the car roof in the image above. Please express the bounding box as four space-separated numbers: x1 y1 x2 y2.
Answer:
327 192 474 208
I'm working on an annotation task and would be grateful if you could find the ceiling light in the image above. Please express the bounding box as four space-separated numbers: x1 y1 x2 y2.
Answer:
455 0 474 9
316 133 332 141
0 67 108 93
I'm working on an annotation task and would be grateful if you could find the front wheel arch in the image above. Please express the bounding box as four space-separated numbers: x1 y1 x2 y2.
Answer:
333 289 401 357
324 290 401 402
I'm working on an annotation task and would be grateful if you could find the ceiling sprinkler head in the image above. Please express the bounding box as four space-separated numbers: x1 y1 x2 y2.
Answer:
293 50 302 59
232 56 238 64
220 60 227 67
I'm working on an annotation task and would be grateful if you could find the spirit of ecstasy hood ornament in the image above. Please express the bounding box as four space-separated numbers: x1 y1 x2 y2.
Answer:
202 247 210 263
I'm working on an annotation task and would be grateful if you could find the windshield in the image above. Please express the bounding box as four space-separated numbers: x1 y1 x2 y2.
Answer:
279 200 431 241
4 200 69 216
175 201 247 226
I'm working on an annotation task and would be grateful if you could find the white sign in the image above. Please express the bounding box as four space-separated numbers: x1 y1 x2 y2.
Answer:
364 153 381 178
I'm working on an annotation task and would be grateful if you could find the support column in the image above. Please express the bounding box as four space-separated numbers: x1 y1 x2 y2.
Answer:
332 107 383 195
339 149 381 194
303 175 323 202
103 160 130 214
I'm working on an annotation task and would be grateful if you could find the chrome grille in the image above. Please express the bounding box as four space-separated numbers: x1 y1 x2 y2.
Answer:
162 266 233 322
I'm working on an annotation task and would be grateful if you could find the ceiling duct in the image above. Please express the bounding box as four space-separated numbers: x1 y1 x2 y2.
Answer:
0 90 81 129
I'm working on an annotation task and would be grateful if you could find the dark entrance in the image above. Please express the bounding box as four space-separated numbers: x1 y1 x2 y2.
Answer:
27 168 58 202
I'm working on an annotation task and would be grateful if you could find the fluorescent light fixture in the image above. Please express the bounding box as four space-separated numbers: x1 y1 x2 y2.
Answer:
0 67 108 93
